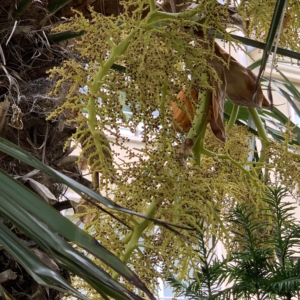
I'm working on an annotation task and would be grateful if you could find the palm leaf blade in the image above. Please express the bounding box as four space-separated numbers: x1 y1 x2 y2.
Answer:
0 169 154 300
256 0 288 80
0 193 146 300
0 221 89 300
47 0 73 14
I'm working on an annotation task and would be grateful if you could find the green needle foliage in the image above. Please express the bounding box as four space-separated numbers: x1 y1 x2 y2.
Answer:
167 220 227 300
263 188 300 300
225 202 272 300
226 187 300 300
168 187 300 300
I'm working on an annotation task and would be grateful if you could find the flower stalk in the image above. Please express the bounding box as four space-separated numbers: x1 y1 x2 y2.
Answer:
112 199 158 280
248 108 271 167
186 80 211 165
226 104 239 132
148 0 156 12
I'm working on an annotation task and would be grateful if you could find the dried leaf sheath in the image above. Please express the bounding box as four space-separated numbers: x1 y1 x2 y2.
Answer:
213 43 270 108
172 89 198 133
172 35 270 141
172 81 226 142
209 62 226 142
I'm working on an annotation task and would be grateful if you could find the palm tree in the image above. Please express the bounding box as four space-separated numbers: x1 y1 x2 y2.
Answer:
1 0 300 299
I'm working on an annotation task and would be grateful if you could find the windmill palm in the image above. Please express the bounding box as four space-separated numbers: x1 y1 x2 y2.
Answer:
1 0 300 299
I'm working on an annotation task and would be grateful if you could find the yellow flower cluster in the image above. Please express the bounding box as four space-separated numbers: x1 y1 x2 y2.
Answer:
236 0 300 54
48 1 300 297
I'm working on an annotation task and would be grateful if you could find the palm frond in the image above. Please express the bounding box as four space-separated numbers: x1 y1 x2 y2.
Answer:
255 0 288 84
47 0 73 14
12 0 32 19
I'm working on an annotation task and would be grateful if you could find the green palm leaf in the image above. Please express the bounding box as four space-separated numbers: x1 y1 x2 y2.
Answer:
47 0 73 14
0 168 154 300
0 137 188 232
48 31 86 44
254 0 288 81
12 0 32 19
0 221 89 300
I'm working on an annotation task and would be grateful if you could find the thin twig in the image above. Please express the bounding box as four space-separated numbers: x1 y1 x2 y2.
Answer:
0 45 6 65
170 0 176 13
42 122 49 163
6 21 17 46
